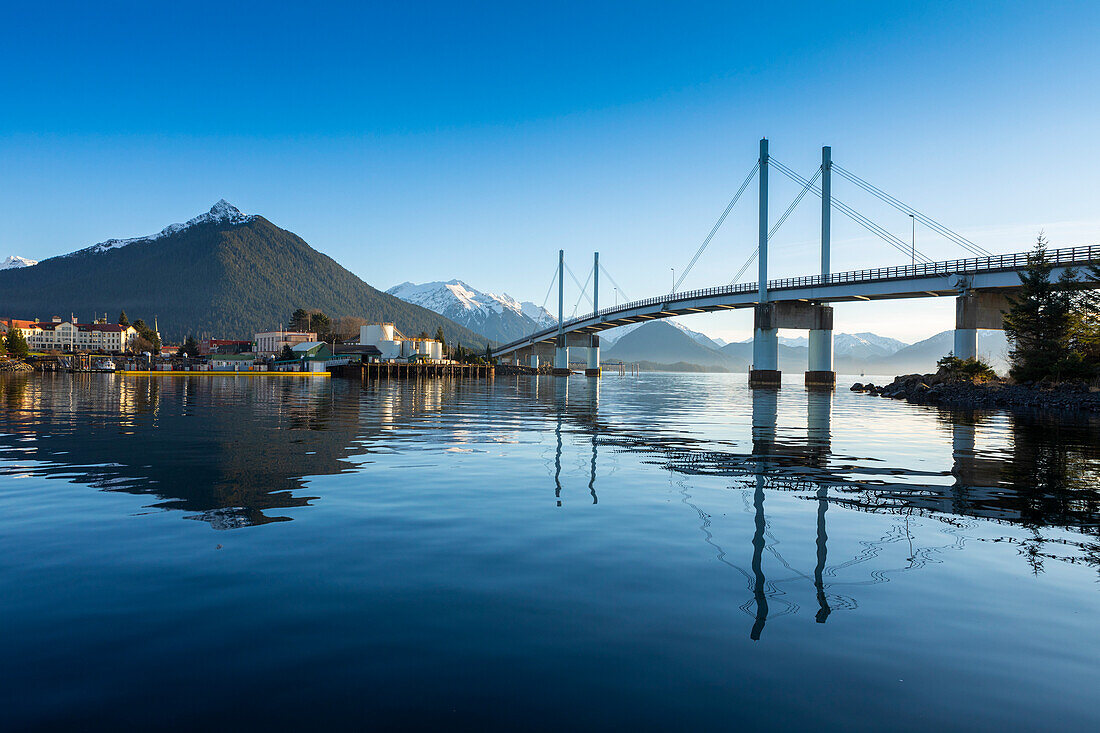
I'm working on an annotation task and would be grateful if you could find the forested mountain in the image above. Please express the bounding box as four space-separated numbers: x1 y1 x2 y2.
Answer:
0 201 491 347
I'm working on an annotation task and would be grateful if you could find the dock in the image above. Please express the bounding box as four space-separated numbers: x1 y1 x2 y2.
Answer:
331 363 494 380
117 370 329 377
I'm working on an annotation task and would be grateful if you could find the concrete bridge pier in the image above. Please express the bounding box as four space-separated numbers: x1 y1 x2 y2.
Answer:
553 336 570 375
750 325 780 387
806 328 835 387
529 353 540 369
954 291 1010 361
750 302 835 388
585 337 601 377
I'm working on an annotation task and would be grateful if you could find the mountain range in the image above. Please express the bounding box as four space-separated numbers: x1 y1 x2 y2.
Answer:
600 320 1009 375
0 201 492 346
387 280 555 343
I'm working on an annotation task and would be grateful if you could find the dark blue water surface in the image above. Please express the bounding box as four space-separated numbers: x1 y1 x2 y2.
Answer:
1 373 1098 731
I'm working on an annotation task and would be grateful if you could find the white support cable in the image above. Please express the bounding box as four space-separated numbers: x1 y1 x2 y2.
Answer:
726 166 821 285
563 261 593 307
729 248 758 285
539 264 559 311
771 158 935 264
599 263 630 303
570 266 594 318
675 162 759 291
832 163 990 256
770 166 821 238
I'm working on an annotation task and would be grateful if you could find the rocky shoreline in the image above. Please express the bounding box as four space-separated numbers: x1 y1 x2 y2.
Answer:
851 371 1100 412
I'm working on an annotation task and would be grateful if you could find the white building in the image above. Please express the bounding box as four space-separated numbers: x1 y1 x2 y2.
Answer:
360 323 444 362
9 317 140 353
255 330 317 355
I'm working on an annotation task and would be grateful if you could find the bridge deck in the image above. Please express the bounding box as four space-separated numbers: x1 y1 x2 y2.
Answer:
493 245 1100 356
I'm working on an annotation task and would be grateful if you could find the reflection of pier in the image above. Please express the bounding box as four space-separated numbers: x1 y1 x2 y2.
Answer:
510 374 1100 638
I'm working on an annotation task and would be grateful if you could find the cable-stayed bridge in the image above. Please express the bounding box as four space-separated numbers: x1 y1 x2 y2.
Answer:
492 139 1100 384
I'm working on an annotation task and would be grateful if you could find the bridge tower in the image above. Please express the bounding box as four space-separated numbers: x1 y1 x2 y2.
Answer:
806 145 836 387
586 252 601 376
554 249 570 374
750 138 781 387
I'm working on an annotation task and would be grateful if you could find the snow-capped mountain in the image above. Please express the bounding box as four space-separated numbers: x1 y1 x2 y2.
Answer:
1 255 37 270
387 280 556 343
72 199 255 256
834 332 909 358
739 331 909 360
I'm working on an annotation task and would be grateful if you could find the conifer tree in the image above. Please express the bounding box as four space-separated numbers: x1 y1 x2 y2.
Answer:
1003 234 1078 381
181 335 200 358
5 327 29 358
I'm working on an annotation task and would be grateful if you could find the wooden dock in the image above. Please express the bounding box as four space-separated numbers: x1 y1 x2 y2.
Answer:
331 363 494 380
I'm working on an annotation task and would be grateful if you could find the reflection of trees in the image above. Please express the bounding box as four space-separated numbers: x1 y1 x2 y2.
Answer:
0 375 360 529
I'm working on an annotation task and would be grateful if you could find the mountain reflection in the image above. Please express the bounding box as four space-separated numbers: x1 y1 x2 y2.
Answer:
2 373 1098 555
0 374 358 529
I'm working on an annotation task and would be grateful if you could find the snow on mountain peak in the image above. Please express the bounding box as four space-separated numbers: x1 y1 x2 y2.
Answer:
74 200 256 256
1 254 38 270
387 279 557 342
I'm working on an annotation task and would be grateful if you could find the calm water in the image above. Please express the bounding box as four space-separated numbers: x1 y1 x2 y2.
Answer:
1 373 1098 731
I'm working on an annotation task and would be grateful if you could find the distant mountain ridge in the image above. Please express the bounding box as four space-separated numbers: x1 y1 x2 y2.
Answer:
0 201 492 346
603 319 1007 375
605 321 747 371
738 331 910 361
387 279 556 343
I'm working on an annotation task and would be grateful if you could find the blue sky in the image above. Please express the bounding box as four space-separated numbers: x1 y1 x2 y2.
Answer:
2 1 1098 341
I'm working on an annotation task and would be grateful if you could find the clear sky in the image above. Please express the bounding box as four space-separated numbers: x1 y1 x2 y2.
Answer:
2 1 1098 342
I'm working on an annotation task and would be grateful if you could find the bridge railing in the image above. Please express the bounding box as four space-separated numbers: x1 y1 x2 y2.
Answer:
497 245 1100 353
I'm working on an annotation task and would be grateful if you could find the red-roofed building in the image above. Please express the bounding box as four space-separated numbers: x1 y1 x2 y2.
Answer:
199 338 253 355
2 317 140 353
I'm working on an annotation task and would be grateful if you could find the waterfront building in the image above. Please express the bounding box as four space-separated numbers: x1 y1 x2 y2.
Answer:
359 323 443 362
209 354 260 371
200 339 253 355
3 316 139 353
255 330 317 355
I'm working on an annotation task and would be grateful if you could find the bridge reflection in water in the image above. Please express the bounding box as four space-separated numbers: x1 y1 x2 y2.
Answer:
527 375 1099 640
1 373 1097 641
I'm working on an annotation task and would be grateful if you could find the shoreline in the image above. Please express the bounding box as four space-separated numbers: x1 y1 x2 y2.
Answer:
852 374 1100 413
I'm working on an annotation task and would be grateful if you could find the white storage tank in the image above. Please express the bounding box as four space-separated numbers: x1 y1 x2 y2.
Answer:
430 341 442 361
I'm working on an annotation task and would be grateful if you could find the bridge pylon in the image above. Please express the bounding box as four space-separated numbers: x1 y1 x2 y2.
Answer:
806 145 836 388
750 138 781 387
586 251 601 376
553 249 570 375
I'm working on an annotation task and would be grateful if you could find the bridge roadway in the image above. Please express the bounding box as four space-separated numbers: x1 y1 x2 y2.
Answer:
493 244 1100 374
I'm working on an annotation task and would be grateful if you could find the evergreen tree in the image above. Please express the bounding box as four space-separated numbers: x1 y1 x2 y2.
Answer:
289 308 311 331
5 327 29 358
118 310 129 327
435 326 446 347
1003 234 1079 381
129 319 161 355
278 344 295 361
0 333 7 355
181 335 200 358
